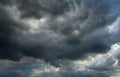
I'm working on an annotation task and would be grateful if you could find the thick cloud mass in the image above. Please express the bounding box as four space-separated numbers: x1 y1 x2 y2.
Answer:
16 0 69 18
0 0 120 77
0 45 120 77
0 0 120 65
0 6 23 61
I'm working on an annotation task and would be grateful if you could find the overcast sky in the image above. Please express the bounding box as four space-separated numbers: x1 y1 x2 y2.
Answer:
0 0 120 77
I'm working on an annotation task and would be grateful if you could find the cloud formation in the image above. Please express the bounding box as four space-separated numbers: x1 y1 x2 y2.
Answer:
0 44 120 77
0 0 120 77
0 0 120 65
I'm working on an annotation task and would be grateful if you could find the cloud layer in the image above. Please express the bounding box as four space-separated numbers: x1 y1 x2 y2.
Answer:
0 0 120 77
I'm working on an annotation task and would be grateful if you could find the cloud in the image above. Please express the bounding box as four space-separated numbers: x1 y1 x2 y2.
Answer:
1 0 120 77
16 0 118 64
14 0 70 18
0 44 120 77
0 43 120 77
0 5 24 61
0 0 120 68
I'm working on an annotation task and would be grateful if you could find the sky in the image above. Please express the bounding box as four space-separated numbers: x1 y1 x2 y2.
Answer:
0 0 120 77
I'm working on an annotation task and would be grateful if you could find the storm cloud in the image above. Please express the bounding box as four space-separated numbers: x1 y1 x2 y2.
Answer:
0 0 120 65
0 1 120 77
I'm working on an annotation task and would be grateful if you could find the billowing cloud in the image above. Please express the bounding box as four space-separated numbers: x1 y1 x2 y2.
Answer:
0 5 25 61
16 0 119 64
0 43 120 77
0 0 120 77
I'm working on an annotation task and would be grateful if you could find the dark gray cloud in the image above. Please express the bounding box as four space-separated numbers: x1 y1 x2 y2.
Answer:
0 0 13 5
14 0 70 18
0 0 120 67
0 55 117 77
0 43 120 77
16 0 117 64
1 0 120 77
0 6 23 61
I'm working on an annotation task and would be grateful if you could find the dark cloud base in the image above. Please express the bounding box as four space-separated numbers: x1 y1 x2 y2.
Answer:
0 0 120 68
